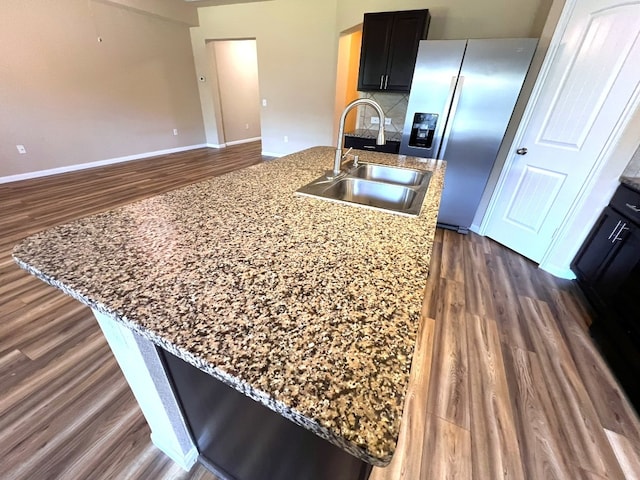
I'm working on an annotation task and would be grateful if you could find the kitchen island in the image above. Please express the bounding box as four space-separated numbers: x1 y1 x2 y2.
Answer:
13 146 445 479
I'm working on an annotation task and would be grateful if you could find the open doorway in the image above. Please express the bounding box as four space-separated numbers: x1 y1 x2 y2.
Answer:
207 39 261 146
333 27 362 145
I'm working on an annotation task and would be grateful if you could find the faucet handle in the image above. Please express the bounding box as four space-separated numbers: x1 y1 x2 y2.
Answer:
342 147 353 159
353 155 359 167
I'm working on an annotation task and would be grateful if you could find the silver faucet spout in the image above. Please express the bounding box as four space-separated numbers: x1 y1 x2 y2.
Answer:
333 98 385 176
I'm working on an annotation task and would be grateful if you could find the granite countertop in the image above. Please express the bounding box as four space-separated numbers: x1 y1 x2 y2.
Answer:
621 175 640 193
345 129 403 143
12 146 444 467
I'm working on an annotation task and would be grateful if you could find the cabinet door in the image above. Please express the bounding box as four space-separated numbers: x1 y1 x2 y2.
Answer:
357 13 393 91
385 11 430 91
357 10 430 92
571 207 625 297
594 220 640 306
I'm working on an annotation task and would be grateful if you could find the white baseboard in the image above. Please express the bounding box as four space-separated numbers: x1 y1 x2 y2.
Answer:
261 151 286 158
539 263 576 280
469 223 482 234
0 144 208 185
206 143 226 149
225 136 261 146
150 432 199 471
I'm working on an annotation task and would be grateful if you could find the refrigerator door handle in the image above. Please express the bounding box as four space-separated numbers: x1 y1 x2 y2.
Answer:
429 75 459 158
438 75 465 159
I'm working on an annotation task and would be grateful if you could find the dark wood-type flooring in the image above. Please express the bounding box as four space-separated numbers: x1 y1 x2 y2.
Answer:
1 142 639 479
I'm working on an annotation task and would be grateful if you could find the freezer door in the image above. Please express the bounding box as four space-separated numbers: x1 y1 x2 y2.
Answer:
400 40 466 159
437 38 537 232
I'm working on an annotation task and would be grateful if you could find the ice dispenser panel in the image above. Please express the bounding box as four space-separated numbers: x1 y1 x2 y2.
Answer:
409 113 438 149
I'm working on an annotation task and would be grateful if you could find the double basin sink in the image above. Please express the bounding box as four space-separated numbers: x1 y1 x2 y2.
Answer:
295 161 431 217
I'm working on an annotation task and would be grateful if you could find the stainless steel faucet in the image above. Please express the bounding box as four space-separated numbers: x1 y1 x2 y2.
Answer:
333 98 386 176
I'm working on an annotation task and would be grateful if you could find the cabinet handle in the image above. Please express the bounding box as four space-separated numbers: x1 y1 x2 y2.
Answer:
612 222 628 243
363 145 376 150
380 75 384 89
384 75 389 89
608 220 622 241
626 203 640 213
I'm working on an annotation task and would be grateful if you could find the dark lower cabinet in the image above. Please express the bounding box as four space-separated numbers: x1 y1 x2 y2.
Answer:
572 206 638 304
160 348 372 480
344 135 400 154
571 184 640 409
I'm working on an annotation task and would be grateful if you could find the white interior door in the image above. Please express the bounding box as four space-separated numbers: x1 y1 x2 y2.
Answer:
482 0 640 263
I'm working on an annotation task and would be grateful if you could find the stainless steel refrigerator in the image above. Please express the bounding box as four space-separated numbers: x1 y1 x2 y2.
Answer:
400 39 537 233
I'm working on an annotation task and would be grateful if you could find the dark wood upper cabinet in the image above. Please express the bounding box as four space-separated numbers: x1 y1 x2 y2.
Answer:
357 10 430 93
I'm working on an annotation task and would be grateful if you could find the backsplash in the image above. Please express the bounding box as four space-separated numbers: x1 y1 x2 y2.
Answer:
356 92 408 136
623 144 640 177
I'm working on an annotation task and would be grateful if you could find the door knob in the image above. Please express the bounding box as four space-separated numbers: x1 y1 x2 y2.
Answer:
516 147 528 155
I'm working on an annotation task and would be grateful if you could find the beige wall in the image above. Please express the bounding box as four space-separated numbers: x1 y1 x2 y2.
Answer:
333 30 361 141
192 0 550 157
211 40 261 143
0 0 205 179
191 0 340 155
1 0 554 179
346 30 363 134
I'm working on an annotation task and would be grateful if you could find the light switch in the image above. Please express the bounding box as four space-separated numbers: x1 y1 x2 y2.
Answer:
262 99 267 107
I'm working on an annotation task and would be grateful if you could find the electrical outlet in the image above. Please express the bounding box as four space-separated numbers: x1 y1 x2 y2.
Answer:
284 136 289 143
384 118 392 126
245 123 250 130
173 129 179 136
16 145 26 154
262 99 267 107
370 116 380 124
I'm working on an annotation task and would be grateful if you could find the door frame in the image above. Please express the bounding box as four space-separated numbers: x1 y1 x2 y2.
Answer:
478 0 640 278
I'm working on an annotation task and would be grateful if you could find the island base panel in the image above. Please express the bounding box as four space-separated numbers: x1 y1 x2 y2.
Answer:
160 348 374 480
92 310 199 470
